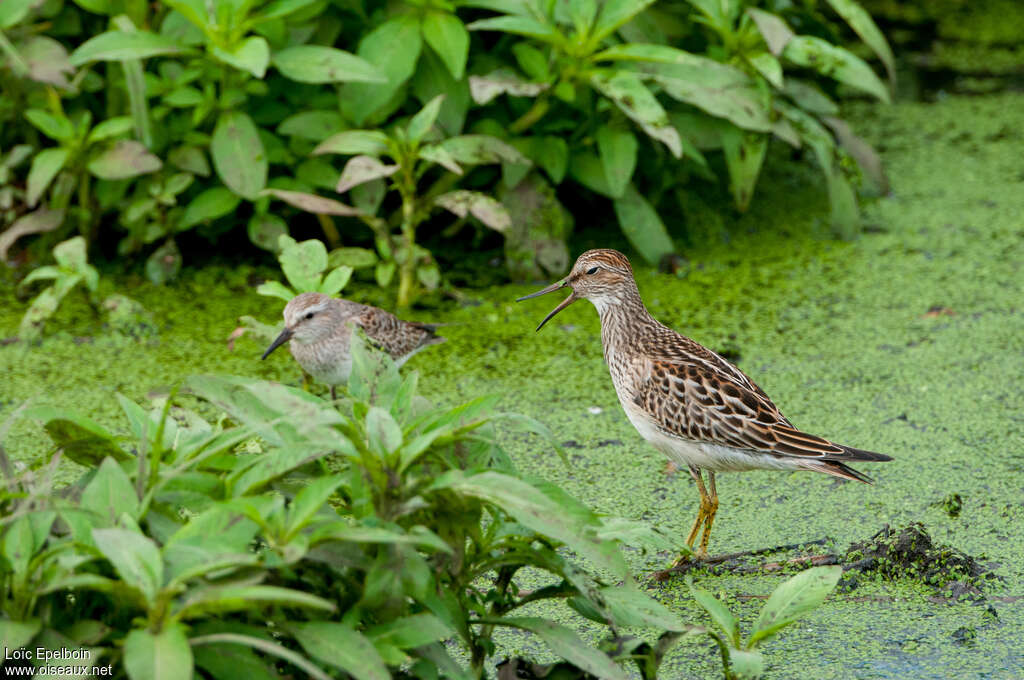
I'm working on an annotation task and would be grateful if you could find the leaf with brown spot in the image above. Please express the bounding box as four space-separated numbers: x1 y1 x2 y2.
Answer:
434 190 511 232
261 189 361 216
87 140 162 180
336 156 400 193
0 208 65 261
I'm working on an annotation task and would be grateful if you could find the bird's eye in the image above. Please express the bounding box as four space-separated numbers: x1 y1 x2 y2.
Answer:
304 312 314 320
586 267 599 275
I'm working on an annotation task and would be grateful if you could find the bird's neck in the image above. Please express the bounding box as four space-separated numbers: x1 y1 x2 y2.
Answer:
592 283 656 353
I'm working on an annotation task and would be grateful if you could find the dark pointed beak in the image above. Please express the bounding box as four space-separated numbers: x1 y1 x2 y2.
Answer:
516 279 579 331
261 327 293 359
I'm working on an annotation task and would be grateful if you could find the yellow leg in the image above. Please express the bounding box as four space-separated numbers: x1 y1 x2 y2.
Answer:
699 471 719 557
669 466 710 568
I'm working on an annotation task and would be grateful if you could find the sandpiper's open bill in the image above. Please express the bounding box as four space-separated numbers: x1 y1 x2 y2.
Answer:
261 327 293 360
515 279 579 331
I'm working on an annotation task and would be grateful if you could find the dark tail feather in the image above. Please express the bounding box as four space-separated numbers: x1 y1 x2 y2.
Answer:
837 445 893 462
824 461 875 484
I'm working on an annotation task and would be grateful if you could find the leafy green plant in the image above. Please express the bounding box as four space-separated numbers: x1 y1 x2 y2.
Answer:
1 339 694 678
255 234 366 301
16 236 99 340
315 94 523 307
687 566 843 679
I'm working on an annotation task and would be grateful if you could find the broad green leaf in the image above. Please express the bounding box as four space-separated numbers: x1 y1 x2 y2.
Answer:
258 0 321 21
366 406 403 457
123 624 193 680
413 47 471 135
746 8 794 56
596 125 637 198
467 16 563 44
0 208 64 261
434 191 511 232
783 79 839 115
88 140 161 180
80 457 139 524
468 68 547 104
279 238 327 292
748 52 783 88
210 36 269 78
591 0 657 43
418 145 463 174
0 619 40 648
612 183 674 264
568 150 613 197
429 471 627 577
599 584 689 631
512 135 568 183
179 188 240 229
0 0 35 28
291 623 389 680
497 618 629 680
749 566 842 646
25 405 127 465
92 528 163 605
688 579 740 646
2 512 55 576
277 111 346 141
313 130 390 157
730 649 766 679
256 280 295 301
720 127 768 212
407 94 445 144
272 45 385 84
53 234 89 271
247 213 288 252
262 189 360 216
422 10 469 79
19 36 74 87
328 247 378 270
26 148 69 207
568 0 598 36
70 31 189 64
336 156 399 193
590 70 681 157
285 474 344 535
439 135 529 165
192 642 278 680
366 613 452 650
212 111 267 200
822 115 888 194
86 116 135 144
340 15 423 125
319 266 352 295
176 585 336 620
782 36 890 103
146 239 182 285
824 0 895 83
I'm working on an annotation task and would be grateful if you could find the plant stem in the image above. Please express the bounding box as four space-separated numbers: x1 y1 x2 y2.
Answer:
509 94 550 134
316 214 340 248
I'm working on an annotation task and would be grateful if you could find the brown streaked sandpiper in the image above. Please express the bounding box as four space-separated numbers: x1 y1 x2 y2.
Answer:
517 249 892 565
261 292 445 399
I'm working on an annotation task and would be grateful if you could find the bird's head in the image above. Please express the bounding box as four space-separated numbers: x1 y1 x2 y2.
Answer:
261 292 339 359
516 249 636 330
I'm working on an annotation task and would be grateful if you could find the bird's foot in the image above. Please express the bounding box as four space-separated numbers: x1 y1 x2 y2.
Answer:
648 538 835 581
650 550 706 581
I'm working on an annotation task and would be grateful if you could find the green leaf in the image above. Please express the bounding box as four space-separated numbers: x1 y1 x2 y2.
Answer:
0 0 35 28
86 116 135 144
745 8 795 56
26 148 69 207
176 585 336 620
749 565 842 646
366 613 452 650
336 156 400 194
748 52 783 88
467 16 563 44
262 189 360 216
70 30 188 64
589 70 681 157
569 150 613 197
313 130 390 157
256 281 295 301
25 109 74 141
439 135 529 165
212 111 266 200
598 584 690 631
146 239 182 285
272 45 385 84
25 405 128 465
434 190 511 232
612 183 674 264
168 146 210 177
179 188 240 229
720 128 768 212
192 642 278 680
92 528 163 606
407 94 445 144
782 36 890 103
80 457 139 524
824 0 895 83
319 266 353 295
2 512 55 576
277 111 346 141
291 622 390 680
247 213 288 252
285 474 344 535
595 125 637 199
279 238 327 292
729 649 766 679
422 11 469 80
366 406 403 457
0 619 41 648
123 625 194 680
687 579 740 646
340 15 423 126
497 618 629 680
88 140 162 180
211 36 269 78
591 0 657 43
328 247 378 270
